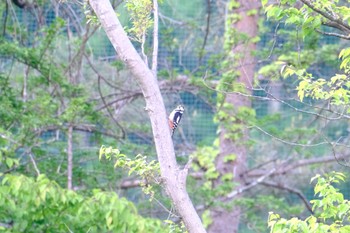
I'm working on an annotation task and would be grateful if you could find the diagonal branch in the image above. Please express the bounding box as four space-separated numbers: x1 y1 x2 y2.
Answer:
198 0 211 64
315 28 350 40
300 0 350 32
261 180 313 214
245 153 350 178
223 167 277 200
28 152 41 176
97 75 126 138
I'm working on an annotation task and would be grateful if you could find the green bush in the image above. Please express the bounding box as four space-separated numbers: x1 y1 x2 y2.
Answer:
268 172 350 233
0 174 168 232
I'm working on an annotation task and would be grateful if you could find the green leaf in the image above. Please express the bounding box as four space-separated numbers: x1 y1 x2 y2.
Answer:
99 145 105 160
106 211 113 229
202 210 213 228
339 48 350 59
261 0 268 7
297 80 309 102
223 154 236 163
280 65 296 78
5 157 14 168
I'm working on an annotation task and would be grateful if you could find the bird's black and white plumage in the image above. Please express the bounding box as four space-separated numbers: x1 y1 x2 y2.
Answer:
168 105 184 137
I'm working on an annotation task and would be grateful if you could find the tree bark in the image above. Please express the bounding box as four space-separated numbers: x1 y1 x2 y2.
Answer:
88 1 206 232
209 1 259 232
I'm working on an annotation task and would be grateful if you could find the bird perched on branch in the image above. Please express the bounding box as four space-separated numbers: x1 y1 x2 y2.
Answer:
168 105 184 137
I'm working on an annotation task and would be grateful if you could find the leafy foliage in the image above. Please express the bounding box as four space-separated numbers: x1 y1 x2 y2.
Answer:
0 174 168 232
192 145 219 181
268 172 350 233
263 0 350 106
99 146 188 232
3 0 350 231
125 0 153 42
99 146 161 199
190 143 235 210
0 15 107 187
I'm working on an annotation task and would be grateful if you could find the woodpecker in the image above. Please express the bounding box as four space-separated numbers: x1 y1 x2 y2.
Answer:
168 105 184 137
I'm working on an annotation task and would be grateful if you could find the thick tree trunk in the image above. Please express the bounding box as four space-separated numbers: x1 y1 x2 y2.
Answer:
88 1 206 232
209 1 259 232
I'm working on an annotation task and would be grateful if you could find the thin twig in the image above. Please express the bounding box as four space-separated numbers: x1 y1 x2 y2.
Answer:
151 0 159 75
141 32 148 66
158 12 186 25
202 72 350 121
315 28 350 40
28 152 41 176
224 167 277 200
0 133 18 145
267 22 280 59
245 154 350 178
261 180 313 214
250 125 329 147
322 134 350 168
83 53 121 89
198 0 211 64
97 75 126 138
153 197 180 218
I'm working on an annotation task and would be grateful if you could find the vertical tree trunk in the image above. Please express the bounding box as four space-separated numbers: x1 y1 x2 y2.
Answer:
209 1 259 232
89 1 206 232
67 125 73 190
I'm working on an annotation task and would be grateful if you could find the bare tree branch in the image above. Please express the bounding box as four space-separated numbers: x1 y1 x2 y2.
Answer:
95 76 198 112
158 12 186 25
251 125 329 147
261 180 313 214
120 179 143 189
141 32 148 65
323 134 350 168
202 73 350 121
97 75 126 138
28 152 41 176
245 153 350 178
315 28 350 40
223 167 277 200
198 0 211 65
152 0 159 75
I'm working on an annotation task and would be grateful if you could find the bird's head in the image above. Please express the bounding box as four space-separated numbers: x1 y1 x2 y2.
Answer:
175 105 184 113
